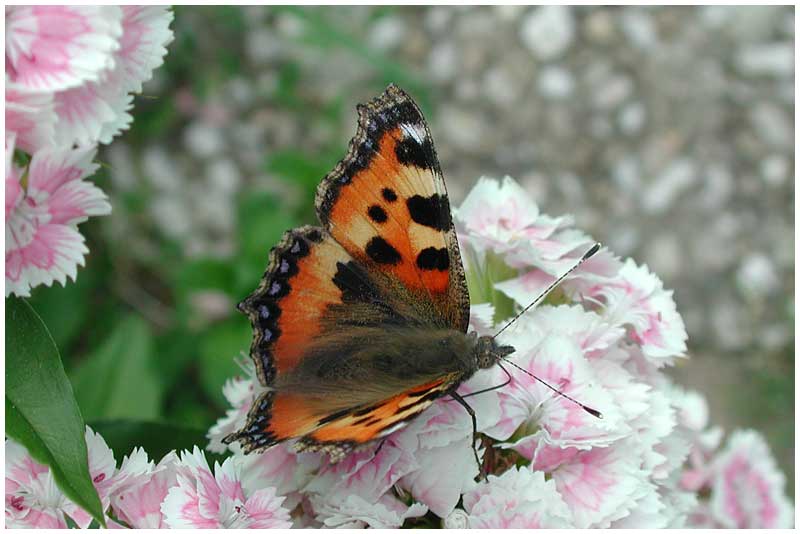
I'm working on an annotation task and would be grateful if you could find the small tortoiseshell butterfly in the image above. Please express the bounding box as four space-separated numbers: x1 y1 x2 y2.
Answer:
224 85 597 467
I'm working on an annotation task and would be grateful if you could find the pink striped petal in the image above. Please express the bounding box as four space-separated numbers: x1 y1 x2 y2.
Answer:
116 7 175 93
6 223 88 297
709 430 793 528
5 86 56 153
461 466 571 528
6 6 122 92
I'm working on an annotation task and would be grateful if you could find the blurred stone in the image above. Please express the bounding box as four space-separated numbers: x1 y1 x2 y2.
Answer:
143 146 182 191
697 164 733 210
760 154 789 187
711 296 750 350
184 121 226 158
736 253 779 297
583 9 616 43
439 105 484 151
749 101 792 149
538 66 575 99
520 5 575 61
641 159 697 214
207 159 241 195
367 16 405 51
618 102 646 134
428 41 458 83
620 9 658 50
593 74 633 110
735 42 794 77
483 66 519 106
644 233 683 279
245 28 284 64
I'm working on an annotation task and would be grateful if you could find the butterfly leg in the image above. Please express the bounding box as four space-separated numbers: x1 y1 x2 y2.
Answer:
372 437 388 459
449 391 486 481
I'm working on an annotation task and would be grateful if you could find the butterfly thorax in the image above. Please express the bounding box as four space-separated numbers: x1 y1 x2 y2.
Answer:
276 327 481 396
271 328 515 408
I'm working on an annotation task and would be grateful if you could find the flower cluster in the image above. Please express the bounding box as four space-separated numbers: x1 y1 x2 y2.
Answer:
5 177 792 528
5 429 292 528
201 176 790 528
5 6 174 296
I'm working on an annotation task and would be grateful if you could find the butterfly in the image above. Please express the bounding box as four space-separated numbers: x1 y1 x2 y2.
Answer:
223 84 590 469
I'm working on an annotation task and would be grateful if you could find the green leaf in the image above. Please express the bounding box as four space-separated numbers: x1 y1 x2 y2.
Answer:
175 258 237 296
88 420 226 466
27 265 93 352
198 318 251 407
70 317 163 421
237 191 297 261
5 297 106 526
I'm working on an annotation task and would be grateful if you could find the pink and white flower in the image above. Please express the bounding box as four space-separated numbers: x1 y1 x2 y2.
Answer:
108 450 173 529
394 399 483 517
5 87 56 154
51 7 174 147
5 6 122 92
707 430 793 528
5 427 118 529
206 362 263 454
310 493 427 529
5 439 91 528
454 175 570 259
587 259 688 366
476 316 627 456
536 441 649 528
459 466 572 528
6 146 111 297
161 447 292 529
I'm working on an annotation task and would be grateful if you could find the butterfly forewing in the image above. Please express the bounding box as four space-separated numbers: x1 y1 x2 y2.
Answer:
315 85 469 332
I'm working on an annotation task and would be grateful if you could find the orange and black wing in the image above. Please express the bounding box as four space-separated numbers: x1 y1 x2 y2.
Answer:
226 86 471 456
315 84 469 333
225 225 392 449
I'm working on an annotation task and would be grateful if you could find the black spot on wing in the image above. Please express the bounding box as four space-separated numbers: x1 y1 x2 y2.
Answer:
416 247 449 271
332 260 381 303
368 205 388 223
395 135 435 170
382 188 398 202
366 236 402 265
406 194 450 231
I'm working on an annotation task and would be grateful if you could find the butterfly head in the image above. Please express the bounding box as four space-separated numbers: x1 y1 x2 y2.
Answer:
468 331 515 370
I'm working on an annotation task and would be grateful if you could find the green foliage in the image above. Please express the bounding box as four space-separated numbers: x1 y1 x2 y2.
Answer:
6 298 106 527
198 319 252 407
70 317 162 421
88 420 226 466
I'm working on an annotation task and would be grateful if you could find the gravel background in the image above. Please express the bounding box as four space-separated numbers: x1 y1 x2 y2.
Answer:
108 5 795 485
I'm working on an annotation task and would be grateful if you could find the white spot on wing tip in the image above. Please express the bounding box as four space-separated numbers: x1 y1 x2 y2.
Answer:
400 123 426 145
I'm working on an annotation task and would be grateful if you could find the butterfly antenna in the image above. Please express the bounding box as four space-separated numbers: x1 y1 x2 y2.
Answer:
493 243 601 340
501 358 602 418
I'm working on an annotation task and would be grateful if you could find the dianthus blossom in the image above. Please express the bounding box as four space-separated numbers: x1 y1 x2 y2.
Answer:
4 6 174 297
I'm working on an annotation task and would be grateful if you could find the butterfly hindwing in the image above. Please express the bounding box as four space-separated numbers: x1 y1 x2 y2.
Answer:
236 225 354 384
315 84 469 333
